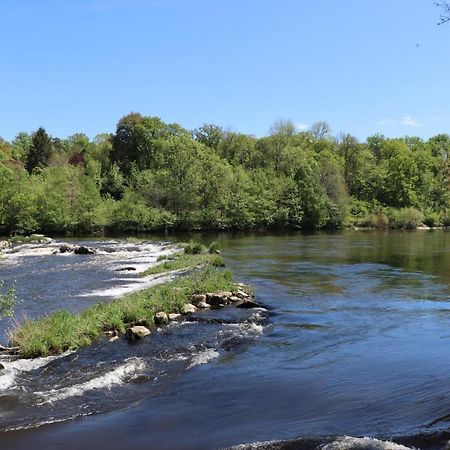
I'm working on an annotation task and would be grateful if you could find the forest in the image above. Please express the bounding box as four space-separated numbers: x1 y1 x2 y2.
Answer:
0 113 449 235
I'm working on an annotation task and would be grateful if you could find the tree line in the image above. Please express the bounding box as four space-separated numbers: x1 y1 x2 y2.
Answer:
0 113 449 235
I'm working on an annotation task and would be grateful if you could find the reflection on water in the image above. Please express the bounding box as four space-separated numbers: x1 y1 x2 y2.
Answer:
1 230 450 449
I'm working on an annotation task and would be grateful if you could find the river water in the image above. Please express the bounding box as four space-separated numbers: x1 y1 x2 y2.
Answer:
1 231 450 449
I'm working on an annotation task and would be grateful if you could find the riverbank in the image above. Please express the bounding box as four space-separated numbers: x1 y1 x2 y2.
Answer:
6 246 251 358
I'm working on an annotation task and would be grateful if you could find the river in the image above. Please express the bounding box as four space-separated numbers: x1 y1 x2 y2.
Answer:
1 231 450 449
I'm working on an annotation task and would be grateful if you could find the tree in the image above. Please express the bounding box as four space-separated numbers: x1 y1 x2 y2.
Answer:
310 121 331 139
26 127 53 173
436 1 450 24
192 123 223 149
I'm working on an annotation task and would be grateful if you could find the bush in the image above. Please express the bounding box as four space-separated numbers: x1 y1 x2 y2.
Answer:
363 212 390 229
211 255 225 267
184 241 206 255
208 241 220 254
389 208 424 229
423 211 440 228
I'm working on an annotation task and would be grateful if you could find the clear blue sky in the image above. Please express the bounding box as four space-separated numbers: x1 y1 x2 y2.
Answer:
1 0 449 141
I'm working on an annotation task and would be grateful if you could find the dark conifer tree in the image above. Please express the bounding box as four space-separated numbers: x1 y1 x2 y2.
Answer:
26 127 53 173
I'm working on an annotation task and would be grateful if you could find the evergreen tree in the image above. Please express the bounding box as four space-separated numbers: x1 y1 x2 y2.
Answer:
26 127 53 173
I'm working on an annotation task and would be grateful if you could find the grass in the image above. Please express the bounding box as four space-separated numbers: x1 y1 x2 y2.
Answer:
9 265 236 359
142 241 224 276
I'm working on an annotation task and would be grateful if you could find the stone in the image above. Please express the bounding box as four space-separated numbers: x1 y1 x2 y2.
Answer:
0 363 4 371
109 336 119 343
74 246 95 255
154 312 169 325
217 291 232 299
229 296 240 302
116 267 136 271
206 293 228 307
235 290 250 299
183 303 197 314
168 313 182 321
196 301 211 309
126 325 151 340
235 299 262 309
59 244 76 253
191 293 207 305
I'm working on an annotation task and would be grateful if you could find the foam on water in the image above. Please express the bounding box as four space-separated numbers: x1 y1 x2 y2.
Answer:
77 272 174 298
187 348 220 369
0 352 73 391
35 357 146 404
322 437 413 450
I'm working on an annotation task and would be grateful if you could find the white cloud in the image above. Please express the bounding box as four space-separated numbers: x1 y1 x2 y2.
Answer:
400 116 421 127
378 116 422 128
294 122 309 131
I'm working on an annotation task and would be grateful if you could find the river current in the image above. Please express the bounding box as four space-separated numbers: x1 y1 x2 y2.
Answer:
1 231 450 449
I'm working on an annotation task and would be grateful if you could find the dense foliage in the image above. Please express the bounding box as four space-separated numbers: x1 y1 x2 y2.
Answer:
0 114 449 235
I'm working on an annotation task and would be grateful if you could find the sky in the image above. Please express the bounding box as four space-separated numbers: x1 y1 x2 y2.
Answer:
0 0 449 141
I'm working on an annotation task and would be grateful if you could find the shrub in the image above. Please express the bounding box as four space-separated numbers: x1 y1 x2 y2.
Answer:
389 208 424 229
211 255 225 267
423 211 440 228
208 241 220 254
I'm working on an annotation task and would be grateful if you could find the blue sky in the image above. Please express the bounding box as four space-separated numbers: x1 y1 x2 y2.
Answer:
0 0 449 141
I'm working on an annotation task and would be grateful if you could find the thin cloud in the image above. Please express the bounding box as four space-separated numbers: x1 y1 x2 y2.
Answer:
378 116 422 127
400 116 421 127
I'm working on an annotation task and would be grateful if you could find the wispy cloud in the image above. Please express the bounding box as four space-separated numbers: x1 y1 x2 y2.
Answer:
400 116 421 127
294 122 309 131
378 116 422 128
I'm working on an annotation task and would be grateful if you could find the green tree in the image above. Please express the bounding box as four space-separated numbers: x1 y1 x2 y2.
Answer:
26 127 53 173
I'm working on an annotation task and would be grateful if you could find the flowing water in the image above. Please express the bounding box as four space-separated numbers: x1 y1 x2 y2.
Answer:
1 231 450 449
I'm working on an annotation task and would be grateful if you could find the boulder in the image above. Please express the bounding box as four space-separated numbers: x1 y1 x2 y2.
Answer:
168 313 182 321
196 301 211 309
183 303 197 314
74 246 95 255
207 293 228 307
154 312 169 325
116 267 136 272
0 363 4 371
235 299 262 309
59 244 76 253
109 336 119 343
126 325 151 340
217 291 233 299
235 290 250 299
229 296 240 303
191 294 207 305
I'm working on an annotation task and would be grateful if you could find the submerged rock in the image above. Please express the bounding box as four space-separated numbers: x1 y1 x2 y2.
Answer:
116 267 136 272
126 325 151 340
154 312 169 325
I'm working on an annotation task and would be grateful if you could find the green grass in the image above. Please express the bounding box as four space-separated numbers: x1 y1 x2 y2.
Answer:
142 252 221 276
9 266 236 358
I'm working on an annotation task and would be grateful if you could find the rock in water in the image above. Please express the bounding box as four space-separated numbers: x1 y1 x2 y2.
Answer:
116 267 136 271
235 299 262 309
0 363 4 371
154 312 169 325
168 313 182 321
183 304 197 314
196 301 211 309
74 246 95 255
191 294 207 305
126 325 151 340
